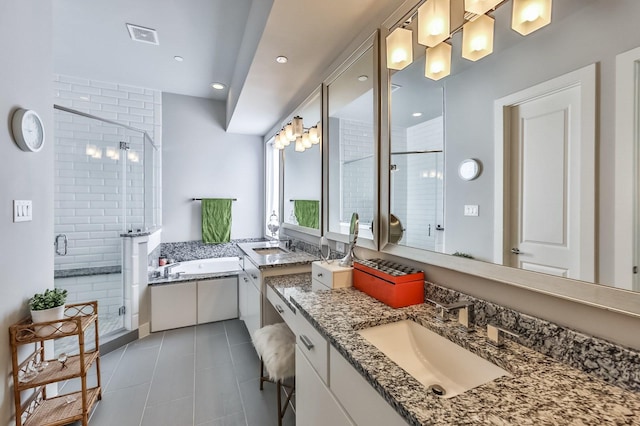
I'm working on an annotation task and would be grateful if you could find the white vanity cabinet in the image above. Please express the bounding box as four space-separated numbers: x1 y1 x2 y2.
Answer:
330 346 408 425
197 277 238 323
244 271 261 341
151 281 197 331
151 276 239 332
296 345 354 426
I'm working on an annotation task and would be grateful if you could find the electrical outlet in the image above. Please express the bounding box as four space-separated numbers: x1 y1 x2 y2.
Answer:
14 200 32 222
464 205 479 217
335 241 345 253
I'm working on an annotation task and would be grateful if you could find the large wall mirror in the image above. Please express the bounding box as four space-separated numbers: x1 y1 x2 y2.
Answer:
326 33 378 246
380 0 640 311
282 88 322 234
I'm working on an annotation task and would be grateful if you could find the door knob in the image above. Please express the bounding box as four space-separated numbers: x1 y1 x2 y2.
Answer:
511 248 522 254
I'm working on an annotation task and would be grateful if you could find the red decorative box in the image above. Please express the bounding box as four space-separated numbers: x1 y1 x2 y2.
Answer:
353 259 424 308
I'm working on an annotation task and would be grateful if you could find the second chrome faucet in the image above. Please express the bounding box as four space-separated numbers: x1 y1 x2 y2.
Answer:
427 299 475 331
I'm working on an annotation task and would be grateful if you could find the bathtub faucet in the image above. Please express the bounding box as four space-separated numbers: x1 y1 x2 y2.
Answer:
164 262 181 279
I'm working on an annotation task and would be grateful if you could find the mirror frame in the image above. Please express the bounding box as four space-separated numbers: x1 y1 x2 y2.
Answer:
378 2 640 318
323 31 380 250
276 86 323 238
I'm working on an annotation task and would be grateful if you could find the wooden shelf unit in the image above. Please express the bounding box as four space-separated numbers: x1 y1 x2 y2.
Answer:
9 301 102 426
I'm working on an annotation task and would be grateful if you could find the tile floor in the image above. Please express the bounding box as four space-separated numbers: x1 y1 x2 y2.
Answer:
63 319 295 426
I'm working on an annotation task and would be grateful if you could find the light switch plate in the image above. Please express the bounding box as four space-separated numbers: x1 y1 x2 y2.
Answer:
14 200 33 222
464 205 479 217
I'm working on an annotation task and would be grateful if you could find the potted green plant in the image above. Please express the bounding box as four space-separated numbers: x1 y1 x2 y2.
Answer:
29 288 68 336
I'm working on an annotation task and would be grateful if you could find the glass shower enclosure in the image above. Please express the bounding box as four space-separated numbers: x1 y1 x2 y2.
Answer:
53 104 159 348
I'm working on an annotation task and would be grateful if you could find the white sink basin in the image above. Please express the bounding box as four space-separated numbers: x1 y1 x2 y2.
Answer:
357 320 509 398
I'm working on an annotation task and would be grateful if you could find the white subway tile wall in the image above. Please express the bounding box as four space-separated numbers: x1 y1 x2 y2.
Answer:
340 119 375 224
53 75 162 320
391 117 444 251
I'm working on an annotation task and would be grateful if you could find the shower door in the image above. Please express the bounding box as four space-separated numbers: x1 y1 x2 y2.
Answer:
53 107 148 345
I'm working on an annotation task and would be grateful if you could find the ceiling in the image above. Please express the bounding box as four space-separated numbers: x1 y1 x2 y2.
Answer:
52 0 404 136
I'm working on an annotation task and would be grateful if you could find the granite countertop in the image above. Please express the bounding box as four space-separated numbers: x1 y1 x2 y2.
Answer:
266 273 640 425
237 241 318 270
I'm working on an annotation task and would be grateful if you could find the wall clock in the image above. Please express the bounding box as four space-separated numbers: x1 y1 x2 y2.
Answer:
11 108 45 152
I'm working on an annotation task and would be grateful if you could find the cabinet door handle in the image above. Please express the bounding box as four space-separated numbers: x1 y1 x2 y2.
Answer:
251 274 258 280
317 272 323 277
243 277 249 282
299 334 314 351
275 304 285 314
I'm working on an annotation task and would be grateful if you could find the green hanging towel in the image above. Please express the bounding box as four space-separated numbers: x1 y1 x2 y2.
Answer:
201 198 232 243
294 200 319 229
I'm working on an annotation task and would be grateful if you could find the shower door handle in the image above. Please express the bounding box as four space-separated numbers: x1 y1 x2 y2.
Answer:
55 234 68 256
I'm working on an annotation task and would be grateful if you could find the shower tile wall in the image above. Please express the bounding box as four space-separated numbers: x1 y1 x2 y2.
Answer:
340 118 375 225
53 74 162 271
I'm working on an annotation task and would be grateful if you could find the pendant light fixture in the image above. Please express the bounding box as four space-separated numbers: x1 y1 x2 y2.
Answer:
418 0 450 47
464 0 502 15
512 0 552 35
309 126 320 145
462 14 494 61
294 136 305 152
292 116 304 138
424 42 452 80
284 123 295 141
386 27 413 70
302 133 312 149
274 135 284 150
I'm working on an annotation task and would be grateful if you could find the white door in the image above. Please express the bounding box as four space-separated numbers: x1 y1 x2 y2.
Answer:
508 85 593 280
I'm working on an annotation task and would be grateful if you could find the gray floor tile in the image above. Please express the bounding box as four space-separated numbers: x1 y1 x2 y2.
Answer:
230 342 260 383
142 396 194 426
196 321 227 336
128 331 165 351
196 330 233 370
194 365 244 424
107 345 158 391
225 319 252 345
240 378 295 426
161 326 196 357
196 411 247 426
147 353 195 406
89 382 150 426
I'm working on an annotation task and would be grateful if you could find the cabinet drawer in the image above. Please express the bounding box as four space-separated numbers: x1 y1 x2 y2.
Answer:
312 261 352 290
245 261 261 291
266 285 297 333
296 312 329 384
330 346 408 426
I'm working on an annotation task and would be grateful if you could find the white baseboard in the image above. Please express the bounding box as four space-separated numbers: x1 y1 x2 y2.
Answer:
138 322 150 339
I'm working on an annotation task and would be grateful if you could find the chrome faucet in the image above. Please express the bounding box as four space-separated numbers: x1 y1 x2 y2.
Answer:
427 299 475 331
486 324 519 348
164 262 181 279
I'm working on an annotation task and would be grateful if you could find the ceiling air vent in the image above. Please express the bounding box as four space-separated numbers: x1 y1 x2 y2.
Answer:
126 23 159 45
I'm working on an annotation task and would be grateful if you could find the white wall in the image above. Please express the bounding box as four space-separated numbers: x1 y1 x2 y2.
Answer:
0 2 54 423
162 93 263 242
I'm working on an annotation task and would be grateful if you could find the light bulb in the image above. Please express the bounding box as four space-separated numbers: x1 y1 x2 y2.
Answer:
430 61 445 74
309 127 319 144
86 144 96 156
391 48 408 64
471 36 487 52
521 3 542 22
294 137 305 152
428 18 445 36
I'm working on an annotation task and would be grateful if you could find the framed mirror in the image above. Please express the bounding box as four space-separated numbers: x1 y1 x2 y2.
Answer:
282 87 322 234
379 0 640 315
326 32 379 248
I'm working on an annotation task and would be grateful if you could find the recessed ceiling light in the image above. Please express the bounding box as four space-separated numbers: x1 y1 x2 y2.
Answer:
357 75 369 82
211 83 225 90
412 112 423 117
276 56 288 64
174 56 184 62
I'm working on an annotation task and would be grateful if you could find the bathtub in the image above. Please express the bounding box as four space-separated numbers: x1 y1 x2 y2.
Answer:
163 257 240 275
